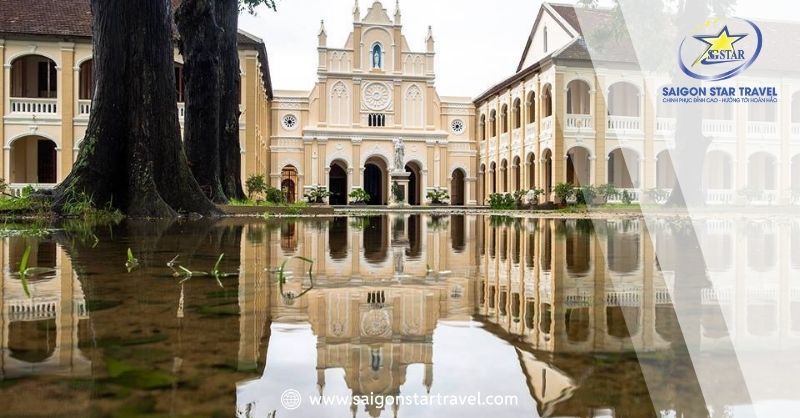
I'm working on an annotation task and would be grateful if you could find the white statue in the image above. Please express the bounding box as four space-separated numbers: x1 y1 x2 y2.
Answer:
393 137 405 171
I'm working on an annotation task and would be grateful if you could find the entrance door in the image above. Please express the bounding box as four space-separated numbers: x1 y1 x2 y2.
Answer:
364 164 383 205
37 140 57 183
329 164 347 205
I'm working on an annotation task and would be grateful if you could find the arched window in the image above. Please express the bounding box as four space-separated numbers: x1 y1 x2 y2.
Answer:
512 99 521 129
479 114 486 141
500 105 509 134
372 43 383 69
526 92 536 124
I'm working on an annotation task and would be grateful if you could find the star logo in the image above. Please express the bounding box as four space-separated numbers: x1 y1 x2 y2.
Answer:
692 26 747 67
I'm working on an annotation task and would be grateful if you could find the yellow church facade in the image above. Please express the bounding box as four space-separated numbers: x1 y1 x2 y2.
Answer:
269 1 477 206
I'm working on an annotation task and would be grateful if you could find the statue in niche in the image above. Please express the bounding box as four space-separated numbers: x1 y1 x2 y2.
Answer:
393 137 405 171
372 44 382 69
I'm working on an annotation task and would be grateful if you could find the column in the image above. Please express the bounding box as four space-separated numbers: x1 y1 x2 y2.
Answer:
393 80 402 129
353 79 362 126
553 73 566 191
439 141 448 191
60 43 76 182
352 137 362 188
594 74 608 185
643 78 655 191
426 82 435 130
426 140 436 189
318 137 328 188
318 78 328 127
0 39 5 179
244 51 259 181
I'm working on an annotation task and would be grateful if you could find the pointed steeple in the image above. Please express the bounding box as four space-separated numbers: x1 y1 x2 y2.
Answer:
318 19 327 47
426 25 435 53
394 0 401 25
353 0 361 22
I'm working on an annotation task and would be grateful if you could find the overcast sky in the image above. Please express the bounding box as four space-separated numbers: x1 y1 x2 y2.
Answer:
239 0 800 99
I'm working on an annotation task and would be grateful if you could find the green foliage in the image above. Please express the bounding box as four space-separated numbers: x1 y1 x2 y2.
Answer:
488 193 516 210
349 188 371 204
426 187 450 204
621 190 633 205
276 255 315 302
575 185 596 205
264 186 286 204
284 201 308 216
17 245 58 298
391 181 404 202
304 185 332 204
553 182 575 204
0 178 7 196
61 190 124 222
239 0 277 14
125 248 139 273
245 174 267 200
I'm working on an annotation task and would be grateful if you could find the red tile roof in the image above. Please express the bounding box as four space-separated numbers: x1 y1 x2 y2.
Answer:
0 0 93 39
0 0 271 97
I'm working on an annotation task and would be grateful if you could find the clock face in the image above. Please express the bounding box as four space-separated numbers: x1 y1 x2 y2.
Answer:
363 82 391 111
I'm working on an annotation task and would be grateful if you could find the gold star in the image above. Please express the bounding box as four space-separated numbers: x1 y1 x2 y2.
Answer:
692 26 747 67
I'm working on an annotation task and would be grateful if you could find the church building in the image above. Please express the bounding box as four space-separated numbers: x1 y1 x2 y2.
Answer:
269 1 477 206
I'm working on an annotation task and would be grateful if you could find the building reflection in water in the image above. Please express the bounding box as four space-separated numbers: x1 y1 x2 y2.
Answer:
1 239 91 379
2 215 800 417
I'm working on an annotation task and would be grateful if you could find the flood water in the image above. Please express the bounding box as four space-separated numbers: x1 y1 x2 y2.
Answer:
1 214 799 417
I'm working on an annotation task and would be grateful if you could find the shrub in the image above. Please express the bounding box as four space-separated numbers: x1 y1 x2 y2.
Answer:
621 190 633 205
349 188 371 204
488 193 515 210
245 174 266 200
576 185 596 205
426 187 450 204
264 186 286 204
646 188 671 204
553 182 575 205
391 181 404 202
304 185 332 204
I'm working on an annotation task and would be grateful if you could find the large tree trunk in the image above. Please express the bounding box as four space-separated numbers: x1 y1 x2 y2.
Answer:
54 0 220 218
176 0 228 204
217 0 247 201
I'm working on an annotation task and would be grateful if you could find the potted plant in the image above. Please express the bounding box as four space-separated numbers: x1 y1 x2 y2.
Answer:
553 182 575 206
593 184 617 205
304 185 332 205
348 188 371 205
525 188 545 207
426 187 450 206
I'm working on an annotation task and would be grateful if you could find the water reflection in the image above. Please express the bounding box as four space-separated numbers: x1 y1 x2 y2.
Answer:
1 215 799 416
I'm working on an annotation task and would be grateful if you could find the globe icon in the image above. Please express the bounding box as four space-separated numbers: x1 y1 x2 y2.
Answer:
281 389 302 410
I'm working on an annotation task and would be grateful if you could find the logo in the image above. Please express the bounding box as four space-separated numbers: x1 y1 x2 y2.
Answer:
280 389 302 410
678 18 762 81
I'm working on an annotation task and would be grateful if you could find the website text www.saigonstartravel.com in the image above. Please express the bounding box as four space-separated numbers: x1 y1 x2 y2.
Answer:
279 389 519 411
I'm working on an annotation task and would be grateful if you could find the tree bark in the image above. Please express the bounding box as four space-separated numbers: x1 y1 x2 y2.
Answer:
54 0 220 218
217 0 247 201
176 0 228 204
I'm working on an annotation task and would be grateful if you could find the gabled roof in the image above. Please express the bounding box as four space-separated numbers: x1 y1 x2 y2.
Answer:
361 0 393 25
515 3 581 73
0 0 272 97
